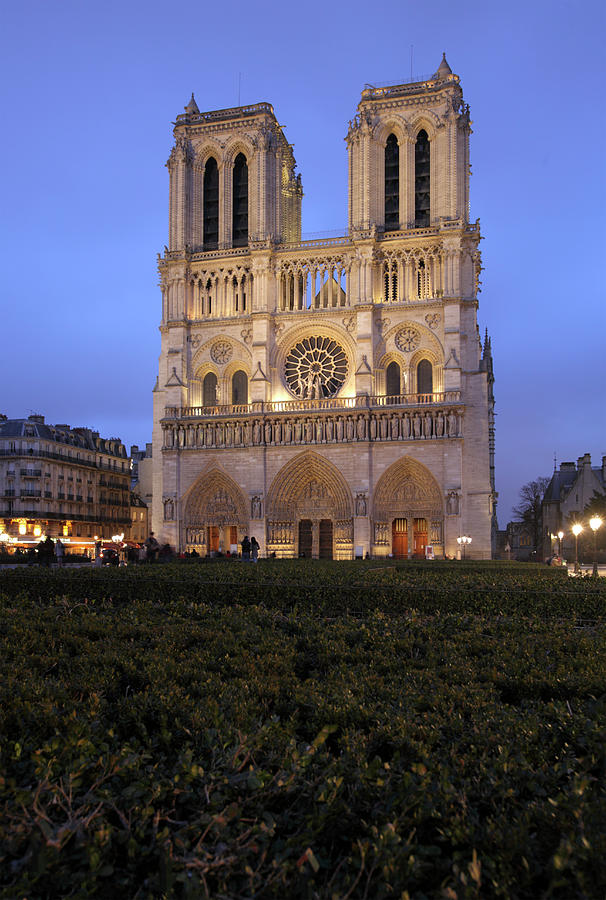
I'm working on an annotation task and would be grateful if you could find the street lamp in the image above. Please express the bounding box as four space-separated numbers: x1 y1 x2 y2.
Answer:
589 516 603 577
571 523 582 574
557 530 564 558
457 535 472 560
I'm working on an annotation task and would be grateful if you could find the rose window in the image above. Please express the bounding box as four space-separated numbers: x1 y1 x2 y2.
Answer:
211 340 233 364
285 336 348 399
395 327 420 352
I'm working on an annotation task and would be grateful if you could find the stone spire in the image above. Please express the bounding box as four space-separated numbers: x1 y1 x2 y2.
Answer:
184 93 199 115
433 53 453 80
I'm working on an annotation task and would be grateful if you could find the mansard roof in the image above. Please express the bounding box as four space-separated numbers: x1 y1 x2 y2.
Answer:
0 415 127 458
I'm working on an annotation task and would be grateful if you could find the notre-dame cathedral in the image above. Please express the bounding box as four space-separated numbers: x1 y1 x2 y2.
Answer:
151 55 496 559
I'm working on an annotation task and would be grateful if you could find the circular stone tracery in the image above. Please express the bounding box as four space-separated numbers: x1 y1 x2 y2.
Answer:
395 327 420 352
211 340 233 364
285 336 348 399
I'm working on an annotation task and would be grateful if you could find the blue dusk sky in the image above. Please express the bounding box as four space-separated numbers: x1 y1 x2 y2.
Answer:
1 0 604 525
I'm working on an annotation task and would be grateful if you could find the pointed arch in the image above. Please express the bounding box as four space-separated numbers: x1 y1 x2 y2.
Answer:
266 451 353 520
373 456 443 521
232 152 249 247
203 156 219 249
384 133 399 231
183 467 249 528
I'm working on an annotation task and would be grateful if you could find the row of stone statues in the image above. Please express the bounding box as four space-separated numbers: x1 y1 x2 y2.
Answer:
164 409 463 450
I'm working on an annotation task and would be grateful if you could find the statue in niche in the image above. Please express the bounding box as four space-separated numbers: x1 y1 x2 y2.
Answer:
244 421 252 445
337 417 344 441
447 492 459 515
423 414 432 438
274 421 282 443
435 413 444 437
225 424 233 446
294 420 302 443
356 416 366 441
253 421 261 444
346 418 355 441
234 423 242 444
380 416 388 440
390 415 399 440
401 415 410 439
164 498 174 521
264 421 272 444
355 493 367 516
413 413 422 438
326 418 334 441
305 419 313 443
447 412 458 436
251 495 263 518
315 419 324 442
370 417 377 440
284 420 292 443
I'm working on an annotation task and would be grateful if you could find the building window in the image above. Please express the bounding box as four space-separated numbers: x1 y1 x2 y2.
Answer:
231 370 248 405
386 361 401 397
203 372 218 407
203 157 219 249
417 359 433 394
415 130 430 227
232 153 248 247
384 134 399 231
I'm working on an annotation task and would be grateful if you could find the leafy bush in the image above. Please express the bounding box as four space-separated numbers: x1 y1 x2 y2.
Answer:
1 563 605 897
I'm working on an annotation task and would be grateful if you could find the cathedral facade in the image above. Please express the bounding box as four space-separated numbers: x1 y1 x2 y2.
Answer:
152 56 496 559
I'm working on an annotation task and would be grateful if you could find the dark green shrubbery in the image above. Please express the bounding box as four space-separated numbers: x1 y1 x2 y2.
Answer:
1 562 605 898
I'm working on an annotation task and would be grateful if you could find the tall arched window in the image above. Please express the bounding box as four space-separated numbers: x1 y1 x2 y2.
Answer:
384 134 399 231
232 153 248 247
415 130 430 227
203 157 219 250
231 370 248 405
417 359 433 394
386 361 401 397
203 372 218 407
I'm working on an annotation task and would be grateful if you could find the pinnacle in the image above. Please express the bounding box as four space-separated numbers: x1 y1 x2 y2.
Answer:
434 53 453 79
185 93 200 114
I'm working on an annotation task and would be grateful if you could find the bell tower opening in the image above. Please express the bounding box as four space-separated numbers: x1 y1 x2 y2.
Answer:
384 133 399 231
414 130 430 227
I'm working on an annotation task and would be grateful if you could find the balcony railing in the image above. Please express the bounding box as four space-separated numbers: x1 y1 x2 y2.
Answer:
20 469 42 478
164 392 461 420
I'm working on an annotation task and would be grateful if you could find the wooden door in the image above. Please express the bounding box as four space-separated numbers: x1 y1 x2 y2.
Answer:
299 520 312 558
413 518 427 558
319 519 333 559
392 518 408 559
208 526 219 553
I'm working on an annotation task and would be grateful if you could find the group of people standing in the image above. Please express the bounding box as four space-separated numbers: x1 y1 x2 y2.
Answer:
36 536 64 566
240 535 260 562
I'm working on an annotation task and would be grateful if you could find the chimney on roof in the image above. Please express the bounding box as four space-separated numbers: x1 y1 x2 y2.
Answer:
560 462 575 471
28 414 45 424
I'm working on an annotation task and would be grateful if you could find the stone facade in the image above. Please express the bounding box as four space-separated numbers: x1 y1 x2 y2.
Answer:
0 414 131 553
152 57 496 559
543 454 606 560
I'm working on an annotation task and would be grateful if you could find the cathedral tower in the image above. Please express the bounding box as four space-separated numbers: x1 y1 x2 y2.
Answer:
152 58 496 559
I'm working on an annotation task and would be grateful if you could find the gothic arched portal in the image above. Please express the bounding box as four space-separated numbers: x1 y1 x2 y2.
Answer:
266 451 353 558
373 456 444 557
182 468 249 554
